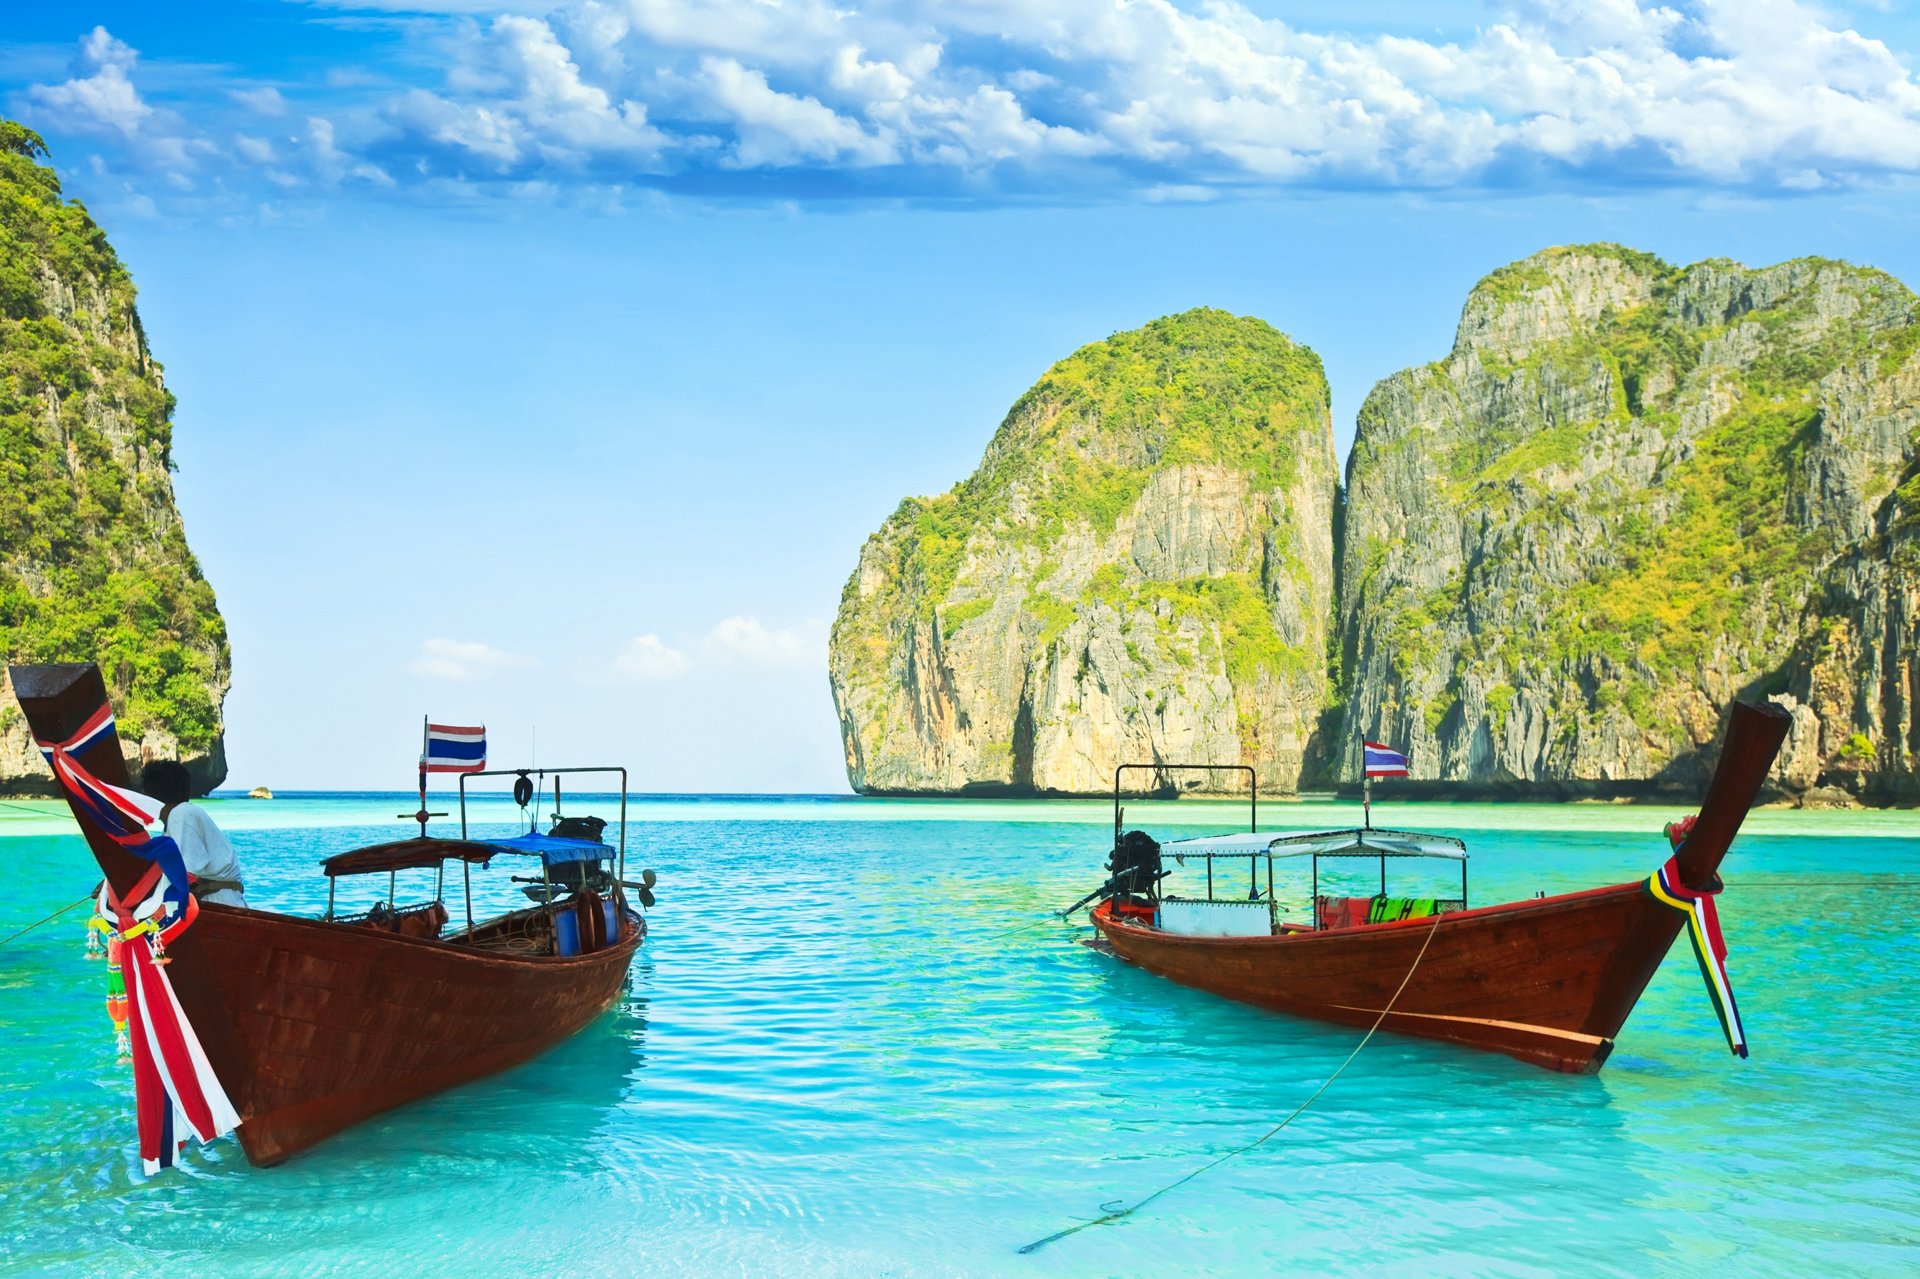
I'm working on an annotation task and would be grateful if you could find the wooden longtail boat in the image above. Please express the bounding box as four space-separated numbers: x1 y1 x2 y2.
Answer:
1085 701 1790 1073
12 662 650 1166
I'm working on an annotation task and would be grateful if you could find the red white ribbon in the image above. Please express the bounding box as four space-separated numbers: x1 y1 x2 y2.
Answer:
34 705 240 1171
98 871 241 1173
36 705 163 845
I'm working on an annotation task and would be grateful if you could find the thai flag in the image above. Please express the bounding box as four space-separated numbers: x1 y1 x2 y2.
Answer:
1363 741 1410 778
423 723 486 774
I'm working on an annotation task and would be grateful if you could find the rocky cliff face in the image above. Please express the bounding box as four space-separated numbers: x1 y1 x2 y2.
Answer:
1337 245 1918 801
829 308 1339 794
0 122 230 795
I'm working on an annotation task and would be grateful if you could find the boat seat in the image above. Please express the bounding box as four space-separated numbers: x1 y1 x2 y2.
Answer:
1317 895 1457 929
1367 896 1440 924
1316 895 1374 929
359 901 449 939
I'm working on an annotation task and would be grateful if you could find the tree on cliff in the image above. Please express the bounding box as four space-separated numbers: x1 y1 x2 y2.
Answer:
0 116 230 793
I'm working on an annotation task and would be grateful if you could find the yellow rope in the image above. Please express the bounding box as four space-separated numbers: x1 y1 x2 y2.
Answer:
1019 911 1447 1255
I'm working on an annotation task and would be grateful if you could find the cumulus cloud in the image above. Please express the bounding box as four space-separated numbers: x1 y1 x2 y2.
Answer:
384 13 665 172
703 616 825 669
410 637 540 680
607 633 692 680
21 2 1920 204
27 26 152 136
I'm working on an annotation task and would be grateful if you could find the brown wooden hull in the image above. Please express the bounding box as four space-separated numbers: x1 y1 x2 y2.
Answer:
1089 699 1793 1073
171 906 642 1165
1092 885 1682 1072
8 662 645 1167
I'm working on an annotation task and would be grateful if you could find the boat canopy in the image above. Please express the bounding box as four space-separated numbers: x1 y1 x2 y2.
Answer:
322 832 615 877
322 838 499 878
1164 827 1467 861
480 831 613 865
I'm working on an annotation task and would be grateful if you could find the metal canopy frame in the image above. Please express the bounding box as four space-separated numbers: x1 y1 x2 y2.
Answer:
1165 827 1469 930
1112 762 1257 848
457 765 630 937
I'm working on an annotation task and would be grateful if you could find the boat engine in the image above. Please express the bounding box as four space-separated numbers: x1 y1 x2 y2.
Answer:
1108 830 1163 903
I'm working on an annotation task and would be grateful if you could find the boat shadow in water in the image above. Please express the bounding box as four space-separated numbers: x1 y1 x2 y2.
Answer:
281 983 652 1176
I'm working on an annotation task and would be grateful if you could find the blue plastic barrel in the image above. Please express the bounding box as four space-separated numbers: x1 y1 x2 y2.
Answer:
554 908 581 957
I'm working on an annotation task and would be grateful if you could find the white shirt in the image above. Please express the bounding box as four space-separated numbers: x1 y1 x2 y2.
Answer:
165 802 248 908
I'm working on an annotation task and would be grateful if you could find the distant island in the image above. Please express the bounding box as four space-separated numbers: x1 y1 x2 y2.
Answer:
829 246 1919 806
0 121 230 796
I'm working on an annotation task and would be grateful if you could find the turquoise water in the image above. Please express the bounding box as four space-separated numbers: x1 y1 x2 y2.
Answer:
1 795 1917 1276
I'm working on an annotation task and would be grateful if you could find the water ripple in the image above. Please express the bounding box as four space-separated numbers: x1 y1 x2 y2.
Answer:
1 807 1916 1275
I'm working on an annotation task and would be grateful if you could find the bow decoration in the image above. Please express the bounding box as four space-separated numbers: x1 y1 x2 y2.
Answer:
36 706 241 1173
1646 816 1747 1058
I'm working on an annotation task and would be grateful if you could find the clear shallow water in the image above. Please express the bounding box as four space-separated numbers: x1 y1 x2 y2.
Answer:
1 796 1917 1276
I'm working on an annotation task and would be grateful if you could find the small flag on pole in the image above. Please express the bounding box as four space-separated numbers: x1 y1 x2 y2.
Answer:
423 723 486 773
1363 742 1410 778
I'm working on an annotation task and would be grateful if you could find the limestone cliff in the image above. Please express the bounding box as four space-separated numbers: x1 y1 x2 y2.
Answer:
829 309 1339 794
1336 245 1918 801
0 122 230 795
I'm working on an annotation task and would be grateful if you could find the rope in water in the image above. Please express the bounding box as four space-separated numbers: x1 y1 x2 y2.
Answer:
1017 909 1447 1255
0 893 94 949
983 913 1079 943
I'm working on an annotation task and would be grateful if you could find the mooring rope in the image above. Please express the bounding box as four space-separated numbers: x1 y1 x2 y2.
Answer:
0 893 94 949
1018 910 1447 1255
983 913 1080 943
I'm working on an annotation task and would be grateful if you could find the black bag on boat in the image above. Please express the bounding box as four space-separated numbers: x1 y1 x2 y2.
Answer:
549 815 608 843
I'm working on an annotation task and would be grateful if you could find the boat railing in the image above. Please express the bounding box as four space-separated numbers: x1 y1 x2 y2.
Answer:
457 765 629 883
1161 834 1470 932
1113 762 1257 847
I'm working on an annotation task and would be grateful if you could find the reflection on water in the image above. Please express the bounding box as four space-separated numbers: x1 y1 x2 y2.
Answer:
1 802 1917 1276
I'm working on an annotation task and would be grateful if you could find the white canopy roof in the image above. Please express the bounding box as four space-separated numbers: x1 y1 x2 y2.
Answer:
1164 827 1467 861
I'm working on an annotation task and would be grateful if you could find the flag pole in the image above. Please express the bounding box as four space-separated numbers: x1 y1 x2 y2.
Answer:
1363 771 1372 830
417 714 429 839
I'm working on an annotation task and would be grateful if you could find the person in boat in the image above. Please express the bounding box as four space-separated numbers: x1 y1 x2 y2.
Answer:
142 760 248 908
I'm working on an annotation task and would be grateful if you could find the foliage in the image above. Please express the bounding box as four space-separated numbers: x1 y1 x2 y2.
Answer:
1353 242 1920 751
891 308 1327 607
1135 574 1315 687
1839 732 1877 767
836 309 1330 704
0 119 227 751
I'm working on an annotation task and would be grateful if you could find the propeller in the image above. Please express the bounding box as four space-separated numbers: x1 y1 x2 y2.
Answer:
622 868 658 908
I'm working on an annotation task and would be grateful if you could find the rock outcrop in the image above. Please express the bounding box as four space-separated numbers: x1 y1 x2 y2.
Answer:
1336 245 1918 801
0 122 230 795
829 308 1339 794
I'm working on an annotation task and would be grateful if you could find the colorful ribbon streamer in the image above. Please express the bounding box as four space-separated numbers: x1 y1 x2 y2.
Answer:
36 708 240 1172
1646 854 1748 1058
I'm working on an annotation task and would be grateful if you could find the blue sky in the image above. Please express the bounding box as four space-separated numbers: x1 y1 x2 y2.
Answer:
7 1 1920 792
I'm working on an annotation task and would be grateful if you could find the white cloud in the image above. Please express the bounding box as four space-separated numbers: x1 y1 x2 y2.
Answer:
703 616 826 669
27 26 151 136
25 2 1920 205
362 0 1920 192
410 637 539 681
385 13 665 172
608 633 691 680
230 86 288 116
234 134 275 164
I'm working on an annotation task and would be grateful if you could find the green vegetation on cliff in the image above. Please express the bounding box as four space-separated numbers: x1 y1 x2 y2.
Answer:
0 121 228 758
862 308 1327 618
830 307 1339 795
1341 242 1919 798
